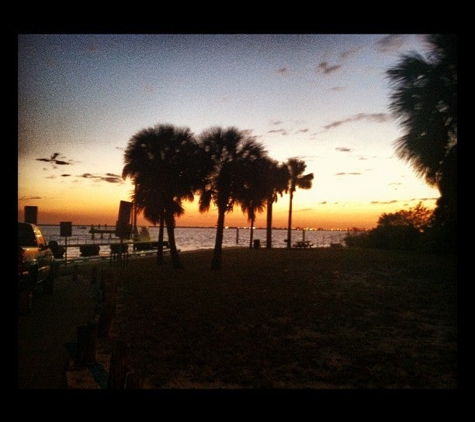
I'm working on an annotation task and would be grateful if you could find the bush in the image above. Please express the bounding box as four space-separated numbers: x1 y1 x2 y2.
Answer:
344 225 421 251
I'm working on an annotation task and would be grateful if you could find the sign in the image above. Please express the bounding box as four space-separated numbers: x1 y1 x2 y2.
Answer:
60 222 72 237
24 206 38 224
115 200 133 238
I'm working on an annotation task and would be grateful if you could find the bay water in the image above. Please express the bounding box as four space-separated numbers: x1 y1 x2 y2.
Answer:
39 224 350 260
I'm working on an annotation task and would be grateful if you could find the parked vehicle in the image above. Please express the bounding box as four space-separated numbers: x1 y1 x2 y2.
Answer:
18 222 55 313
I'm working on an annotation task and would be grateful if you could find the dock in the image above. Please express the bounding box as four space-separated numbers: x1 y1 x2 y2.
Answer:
88 225 116 234
88 225 116 240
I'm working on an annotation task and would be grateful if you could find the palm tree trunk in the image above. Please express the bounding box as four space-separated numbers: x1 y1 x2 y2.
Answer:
249 216 255 249
211 208 226 270
287 190 293 249
156 216 165 265
165 213 183 269
266 196 273 249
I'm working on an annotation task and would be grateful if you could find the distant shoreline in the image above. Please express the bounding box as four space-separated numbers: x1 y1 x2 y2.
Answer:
36 223 355 232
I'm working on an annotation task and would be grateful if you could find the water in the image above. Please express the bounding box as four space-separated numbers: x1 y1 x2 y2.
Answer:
38 224 350 260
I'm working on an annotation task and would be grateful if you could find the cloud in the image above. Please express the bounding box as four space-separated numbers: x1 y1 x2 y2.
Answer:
18 195 42 201
371 197 438 205
323 113 390 131
268 128 288 136
316 62 341 75
335 147 351 152
86 43 98 55
36 152 73 166
335 172 361 176
340 46 363 60
370 200 399 204
376 35 407 54
79 173 123 183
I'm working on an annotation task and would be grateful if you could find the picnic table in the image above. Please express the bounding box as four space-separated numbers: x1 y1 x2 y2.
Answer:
293 240 314 248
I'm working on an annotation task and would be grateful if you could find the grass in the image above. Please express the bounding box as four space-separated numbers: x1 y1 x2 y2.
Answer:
105 247 457 389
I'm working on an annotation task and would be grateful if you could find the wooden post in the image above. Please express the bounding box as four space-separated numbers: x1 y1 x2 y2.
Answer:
125 372 144 389
91 265 98 284
103 270 116 305
72 264 79 281
76 323 97 366
97 302 115 338
108 341 129 389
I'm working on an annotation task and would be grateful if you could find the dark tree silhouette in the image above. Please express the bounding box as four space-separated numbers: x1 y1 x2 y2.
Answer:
386 34 457 237
197 127 267 269
285 158 314 249
122 124 206 269
263 160 290 248
239 156 271 248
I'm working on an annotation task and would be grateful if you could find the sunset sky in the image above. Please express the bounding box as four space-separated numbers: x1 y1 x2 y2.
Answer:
18 33 440 229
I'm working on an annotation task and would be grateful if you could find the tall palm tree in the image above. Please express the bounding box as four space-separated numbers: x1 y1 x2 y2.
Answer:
239 156 270 248
386 34 457 227
197 126 267 270
122 124 206 269
263 160 290 249
285 158 314 249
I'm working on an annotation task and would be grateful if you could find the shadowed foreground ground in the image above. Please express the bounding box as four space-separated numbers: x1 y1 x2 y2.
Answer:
108 247 457 389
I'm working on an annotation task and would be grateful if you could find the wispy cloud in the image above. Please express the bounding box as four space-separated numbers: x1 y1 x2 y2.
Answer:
268 128 288 136
370 200 399 204
340 46 363 60
316 62 341 75
80 173 123 183
18 196 42 201
36 152 74 166
335 172 361 176
323 113 390 131
376 35 407 54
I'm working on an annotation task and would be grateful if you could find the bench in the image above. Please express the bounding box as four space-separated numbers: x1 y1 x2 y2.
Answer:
293 240 314 248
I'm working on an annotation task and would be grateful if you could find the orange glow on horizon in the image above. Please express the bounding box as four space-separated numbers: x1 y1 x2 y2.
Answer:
18 197 437 231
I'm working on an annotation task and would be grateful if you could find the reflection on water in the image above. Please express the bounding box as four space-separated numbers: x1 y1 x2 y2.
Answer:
39 225 349 259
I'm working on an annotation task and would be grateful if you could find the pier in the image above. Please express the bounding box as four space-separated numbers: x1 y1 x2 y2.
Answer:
88 225 116 240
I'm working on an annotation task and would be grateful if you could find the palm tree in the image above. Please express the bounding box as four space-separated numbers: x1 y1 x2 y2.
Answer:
197 126 267 270
285 158 314 249
239 157 270 248
386 34 457 229
263 160 290 249
130 179 167 264
122 124 206 269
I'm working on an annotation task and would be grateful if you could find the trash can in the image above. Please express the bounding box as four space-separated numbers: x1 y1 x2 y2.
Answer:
253 239 260 249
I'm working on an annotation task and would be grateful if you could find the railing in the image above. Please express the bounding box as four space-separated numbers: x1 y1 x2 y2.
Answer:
49 238 168 263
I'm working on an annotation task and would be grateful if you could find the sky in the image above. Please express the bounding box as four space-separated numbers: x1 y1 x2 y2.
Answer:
17 33 440 230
